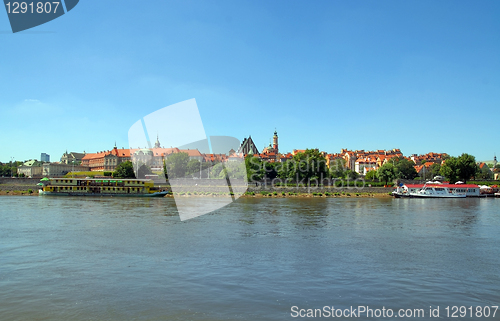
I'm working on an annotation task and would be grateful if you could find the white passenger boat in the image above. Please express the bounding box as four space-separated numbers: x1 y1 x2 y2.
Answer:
393 182 480 198
410 183 466 198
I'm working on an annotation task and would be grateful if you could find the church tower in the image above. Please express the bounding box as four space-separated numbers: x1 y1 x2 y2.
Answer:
273 130 278 154
154 134 161 148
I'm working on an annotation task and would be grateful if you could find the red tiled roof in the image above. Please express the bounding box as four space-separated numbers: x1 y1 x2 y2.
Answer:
152 147 180 156
405 183 479 188
82 151 110 160
110 148 131 157
179 149 203 157
202 154 227 162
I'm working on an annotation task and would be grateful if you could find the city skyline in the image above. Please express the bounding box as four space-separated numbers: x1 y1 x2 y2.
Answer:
5 131 497 165
1 1 499 162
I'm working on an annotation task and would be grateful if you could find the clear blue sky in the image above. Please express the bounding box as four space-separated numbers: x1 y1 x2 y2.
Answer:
1 0 499 163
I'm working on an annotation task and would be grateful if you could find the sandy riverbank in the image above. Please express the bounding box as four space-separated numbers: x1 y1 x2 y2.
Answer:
0 178 393 198
167 191 392 198
0 190 392 198
0 190 38 196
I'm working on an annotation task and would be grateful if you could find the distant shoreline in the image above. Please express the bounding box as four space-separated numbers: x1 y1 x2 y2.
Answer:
0 189 393 198
0 177 394 198
0 190 37 196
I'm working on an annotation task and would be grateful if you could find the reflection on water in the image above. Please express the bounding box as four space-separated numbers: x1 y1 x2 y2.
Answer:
0 196 499 321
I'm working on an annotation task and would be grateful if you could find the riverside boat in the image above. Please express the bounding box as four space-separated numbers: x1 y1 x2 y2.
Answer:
38 178 169 197
393 182 480 198
479 185 499 196
409 183 467 198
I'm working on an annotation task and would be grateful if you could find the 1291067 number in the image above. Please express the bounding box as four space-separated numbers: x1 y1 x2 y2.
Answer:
5 2 61 14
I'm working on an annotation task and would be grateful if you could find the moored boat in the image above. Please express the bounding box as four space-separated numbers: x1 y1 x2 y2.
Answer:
392 183 410 198
479 185 499 196
409 183 466 198
38 178 169 197
393 181 480 198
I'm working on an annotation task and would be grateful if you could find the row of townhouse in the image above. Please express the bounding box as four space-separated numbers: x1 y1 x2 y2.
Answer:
321 149 405 175
410 152 448 165
33 130 456 177
17 160 90 177
238 132 448 176
80 146 233 172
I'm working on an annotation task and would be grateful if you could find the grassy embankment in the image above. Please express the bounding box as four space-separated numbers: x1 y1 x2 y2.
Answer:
169 189 393 198
0 189 36 196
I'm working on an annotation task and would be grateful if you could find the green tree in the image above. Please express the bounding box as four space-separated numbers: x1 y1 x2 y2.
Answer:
277 160 293 180
477 166 493 180
394 157 418 180
113 161 136 178
164 152 190 178
365 170 377 181
377 163 396 185
0 163 6 176
229 161 247 180
216 161 247 180
329 158 346 178
210 162 225 178
289 149 329 182
263 161 278 180
245 155 264 182
186 159 201 177
429 163 441 180
440 157 459 183
346 170 359 180
456 153 479 183
440 153 479 183
137 164 153 178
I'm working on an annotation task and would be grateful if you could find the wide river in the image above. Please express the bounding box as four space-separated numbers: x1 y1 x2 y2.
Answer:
1 196 499 321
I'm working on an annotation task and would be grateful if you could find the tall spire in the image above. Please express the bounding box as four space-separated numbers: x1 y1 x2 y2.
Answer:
154 133 161 148
272 128 278 155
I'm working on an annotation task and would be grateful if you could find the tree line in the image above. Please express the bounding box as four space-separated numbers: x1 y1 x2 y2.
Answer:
112 152 247 180
0 161 23 177
111 151 494 184
369 153 492 184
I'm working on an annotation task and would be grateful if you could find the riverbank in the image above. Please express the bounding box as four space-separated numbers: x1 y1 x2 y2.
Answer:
0 178 39 195
0 190 392 198
167 192 392 198
0 190 37 196
0 177 394 197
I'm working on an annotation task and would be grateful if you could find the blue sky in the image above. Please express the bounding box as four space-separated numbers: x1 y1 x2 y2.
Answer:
1 0 499 163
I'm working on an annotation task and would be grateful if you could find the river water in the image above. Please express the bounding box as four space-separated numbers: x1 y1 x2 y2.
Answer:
1 196 499 320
